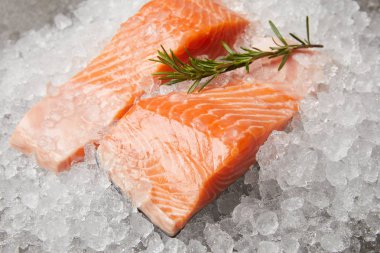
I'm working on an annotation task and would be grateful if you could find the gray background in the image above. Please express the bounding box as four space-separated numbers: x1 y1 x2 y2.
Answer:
0 0 82 47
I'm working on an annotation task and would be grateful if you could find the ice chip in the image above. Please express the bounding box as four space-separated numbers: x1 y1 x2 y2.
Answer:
54 14 73 30
21 192 39 209
280 236 300 253
130 213 154 238
204 223 234 253
320 233 348 252
306 190 330 209
164 238 187 253
84 212 107 236
325 161 348 186
258 241 279 253
144 232 164 253
256 211 279 235
188 240 207 253
281 210 308 231
280 197 304 211
358 120 380 145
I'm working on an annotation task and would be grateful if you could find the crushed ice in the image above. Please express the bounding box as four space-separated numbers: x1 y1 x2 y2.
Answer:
0 0 379 252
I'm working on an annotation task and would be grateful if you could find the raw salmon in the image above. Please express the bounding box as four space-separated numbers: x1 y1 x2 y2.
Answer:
98 83 299 236
9 0 248 172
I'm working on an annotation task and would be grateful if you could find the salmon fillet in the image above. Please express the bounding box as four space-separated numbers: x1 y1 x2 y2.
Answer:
98 83 299 236
9 0 248 172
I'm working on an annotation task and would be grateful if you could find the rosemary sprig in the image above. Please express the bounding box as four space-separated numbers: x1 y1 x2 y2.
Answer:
151 16 323 93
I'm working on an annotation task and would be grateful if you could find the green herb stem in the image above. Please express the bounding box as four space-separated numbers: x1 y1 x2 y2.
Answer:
151 16 323 93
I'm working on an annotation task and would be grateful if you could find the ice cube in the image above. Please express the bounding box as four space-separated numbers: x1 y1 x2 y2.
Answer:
320 233 348 252
144 232 164 253
187 240 207 253
325 161 348 186
164 238 187 253
20 192 39 209
256 211 279 235
130 213 154 238
204 223 234 253
257 241 279 253
281 210 308 231
280 197 304 211
306 190 330 209
54 14 73 30
280 236 300 253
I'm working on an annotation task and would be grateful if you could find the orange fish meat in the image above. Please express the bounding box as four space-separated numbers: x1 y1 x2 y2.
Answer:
9 0 248 172
98 83 299 236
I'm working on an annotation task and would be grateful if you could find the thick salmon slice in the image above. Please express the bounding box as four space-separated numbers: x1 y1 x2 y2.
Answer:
9 0 248 172
98 83 299 236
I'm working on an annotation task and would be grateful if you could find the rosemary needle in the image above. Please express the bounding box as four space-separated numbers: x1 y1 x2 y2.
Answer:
151 16 324 93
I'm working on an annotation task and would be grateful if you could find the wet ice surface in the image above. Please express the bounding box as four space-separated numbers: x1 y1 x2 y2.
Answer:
0 0 379 252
